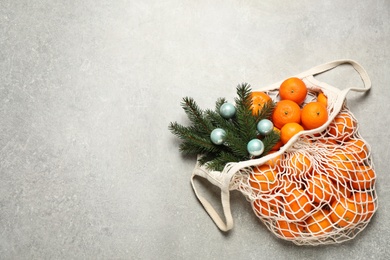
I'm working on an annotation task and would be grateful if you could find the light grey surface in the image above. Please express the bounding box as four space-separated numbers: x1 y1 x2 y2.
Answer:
1 0 389 259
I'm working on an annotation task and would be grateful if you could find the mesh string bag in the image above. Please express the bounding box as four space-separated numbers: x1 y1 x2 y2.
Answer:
190 60 377 246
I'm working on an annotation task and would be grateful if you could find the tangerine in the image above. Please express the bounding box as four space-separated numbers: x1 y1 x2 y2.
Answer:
249 165 278 193
351 164 375 190
265 151 282 169
328 112 356 141
326 150 357 183
331 181 353 202
284 188 313 221
330 197 359 227
316 138 338 146
286 151 312 177
345 139 369 161
301 102 328 130
306 173 333 204
275 220 304 239
351 192 376 222
317 92 328 107
272 100 301 129
250 91 272 116
278 174 299 195
279 77 308 105
271 127 283 151
305 209 333 236
280 122 304 145
253 196 281 218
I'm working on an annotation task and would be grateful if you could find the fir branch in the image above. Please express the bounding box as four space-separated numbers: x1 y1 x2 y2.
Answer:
179 140 215 155
204 151 242 172
255 100 276 123
204 109 234 131
168 122 220 154
224 130 249 159
234 83 258 143
215 97 227 112
181 97 213 135
169 83 279 172
261 130 281 156
197 153 218 168
235 83 252 109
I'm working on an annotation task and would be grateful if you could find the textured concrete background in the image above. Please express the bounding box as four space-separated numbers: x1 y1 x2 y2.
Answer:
1 0 389 259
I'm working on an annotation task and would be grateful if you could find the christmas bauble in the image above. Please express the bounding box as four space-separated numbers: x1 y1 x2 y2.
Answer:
219 103 236 119
247 139 264 156
210 128 226 145
257 119 274 135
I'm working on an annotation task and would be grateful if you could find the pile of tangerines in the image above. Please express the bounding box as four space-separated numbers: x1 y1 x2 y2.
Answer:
245 77 376 241
251 77 329 147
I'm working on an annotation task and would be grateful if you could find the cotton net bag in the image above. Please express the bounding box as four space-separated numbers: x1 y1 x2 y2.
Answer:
191 60 377 246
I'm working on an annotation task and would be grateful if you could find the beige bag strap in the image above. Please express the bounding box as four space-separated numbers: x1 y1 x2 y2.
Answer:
296 59 372 92
191 174 233 231
258 59 371 94
190 160 239 231
190 59 371 232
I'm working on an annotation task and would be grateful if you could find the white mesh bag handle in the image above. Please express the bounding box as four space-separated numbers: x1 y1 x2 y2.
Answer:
190 59 371 232
191 159 239 231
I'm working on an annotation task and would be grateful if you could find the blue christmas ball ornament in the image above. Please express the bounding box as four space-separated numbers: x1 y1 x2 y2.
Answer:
247 139 264 156
219 103 236 119
210 128 226 145
257 119 274 136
